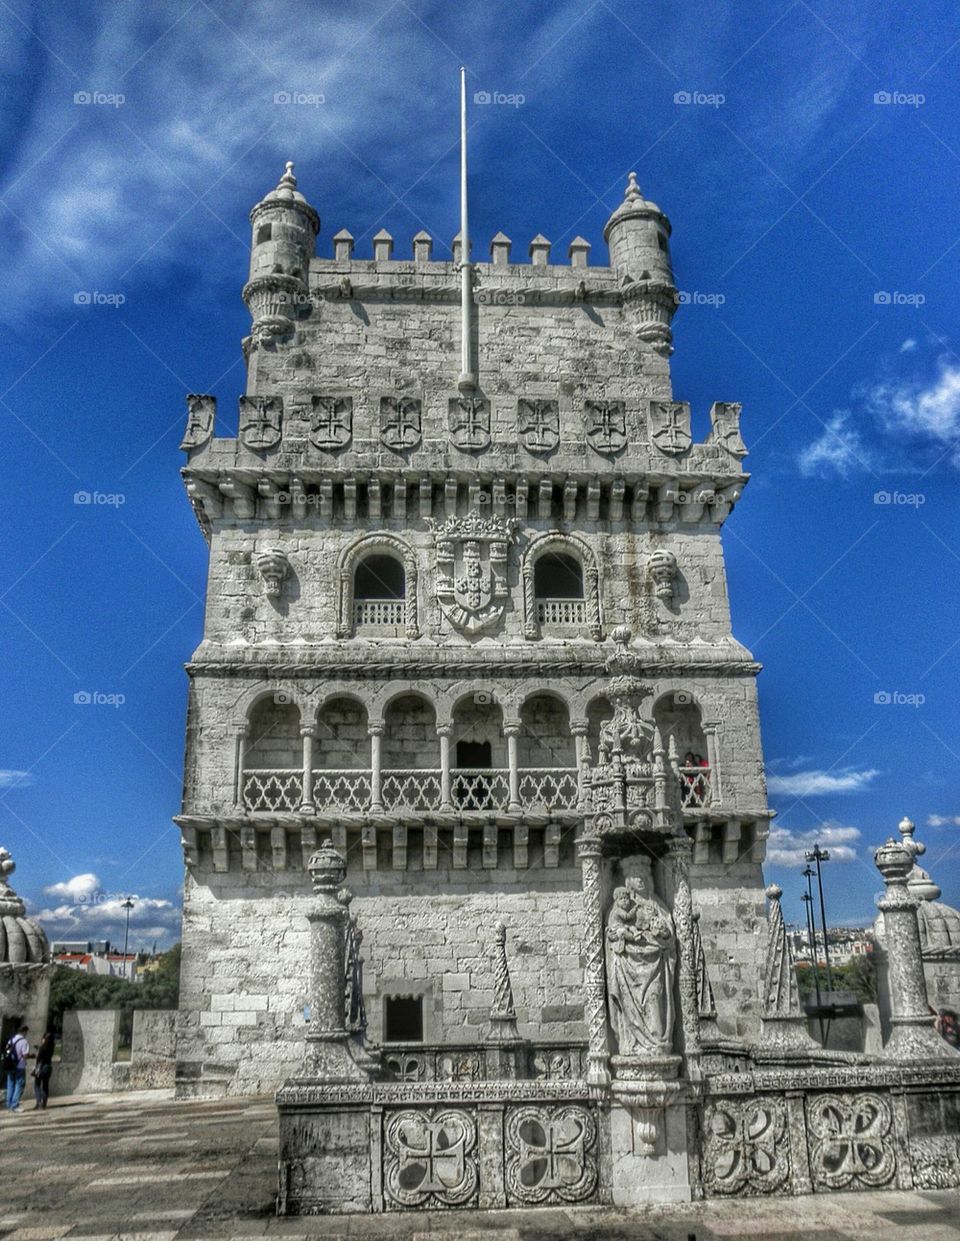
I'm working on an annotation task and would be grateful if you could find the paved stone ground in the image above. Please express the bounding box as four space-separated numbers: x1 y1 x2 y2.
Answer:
0 1091 958 1240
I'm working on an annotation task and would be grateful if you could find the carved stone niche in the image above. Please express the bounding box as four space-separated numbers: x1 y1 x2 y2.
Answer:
256 548 289 600
646 549 678 601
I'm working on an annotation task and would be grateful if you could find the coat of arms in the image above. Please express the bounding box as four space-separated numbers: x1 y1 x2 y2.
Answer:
380 396 422 450
429 510 517 634
518 398 559 453
180 394 215 451
238 395 282 450
584 400 627 454
310 395 352 450
650 401 692 455
705 400 747 459
449 396 490 451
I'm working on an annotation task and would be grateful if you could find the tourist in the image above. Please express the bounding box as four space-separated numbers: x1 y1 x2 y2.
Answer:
4 1024 30 1112
32 1031 54 1109
936 1008 960 1050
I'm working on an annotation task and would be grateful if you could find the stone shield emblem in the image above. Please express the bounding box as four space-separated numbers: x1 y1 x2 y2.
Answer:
180 394 215 450
380 396 422 450
449 396 490 451
310 395 352 450
239 395 282 450
650 400 692 455
518 398 559 453
706 400 747 458
584 400 626 454
430 511 517 634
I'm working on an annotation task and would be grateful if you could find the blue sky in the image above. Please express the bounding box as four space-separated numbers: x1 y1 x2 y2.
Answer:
1 0 959 948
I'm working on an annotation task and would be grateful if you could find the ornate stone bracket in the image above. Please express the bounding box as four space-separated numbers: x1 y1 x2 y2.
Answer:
256 548 289 600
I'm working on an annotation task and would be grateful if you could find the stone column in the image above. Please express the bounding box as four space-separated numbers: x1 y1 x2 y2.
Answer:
585 564 602 640
404 564 419 638
437 723 453 811
578 830 610 1088
703 725 719 803
571 718 588 807
875 837 953 1059
368 722 384 812
300 726 316 814
234 726 249 810
504 720 522 813
522 566 538 639
667 834 701 1071
301 840 371 1081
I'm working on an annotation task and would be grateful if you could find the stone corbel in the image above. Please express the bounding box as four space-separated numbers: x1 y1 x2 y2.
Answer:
646 549 678 601
256 548 289 600
654 481 679 523
218 477 257 520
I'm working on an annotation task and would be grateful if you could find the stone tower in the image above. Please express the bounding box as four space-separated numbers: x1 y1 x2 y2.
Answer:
174 162 770 1101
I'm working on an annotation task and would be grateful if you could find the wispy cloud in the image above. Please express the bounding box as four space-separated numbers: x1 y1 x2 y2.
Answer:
928 814 960 828
867 360 960 457
767 820 861 867
766 767 879 796
0 770 33 789
33 870 180 944
798 410 875 477
43 872 99 900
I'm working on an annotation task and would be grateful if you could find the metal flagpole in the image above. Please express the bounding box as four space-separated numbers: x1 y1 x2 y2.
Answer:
458 66 476 391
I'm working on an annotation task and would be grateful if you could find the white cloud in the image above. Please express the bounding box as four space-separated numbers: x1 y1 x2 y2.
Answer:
33 872 181 945
867 360 960 450
0 770 33 789
798 411 874 477
927 814 960 828
767 821 861 867
766 767 879 796
44 872 101 900
900 338 917 352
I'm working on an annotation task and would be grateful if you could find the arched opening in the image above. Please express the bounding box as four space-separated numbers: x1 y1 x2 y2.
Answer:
534 552 585 628
654 693 712 809
451 697 507 810
312 696 371 812
517 694 578 810
243 697 302 811
585 696 614 764
381 694 439 811
354 553 406 631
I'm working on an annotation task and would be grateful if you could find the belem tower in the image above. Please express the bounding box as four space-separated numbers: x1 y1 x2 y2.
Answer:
173 158 960 1211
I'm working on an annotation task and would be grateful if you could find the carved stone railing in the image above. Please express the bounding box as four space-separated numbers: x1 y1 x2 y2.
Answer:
380 1041 587 1084
312 770 372 813
451 768 511 811
353 599 405 628
380 769 443 812
517 767 579 811
242 769 303 812
679 765 712 809
536 597 587 626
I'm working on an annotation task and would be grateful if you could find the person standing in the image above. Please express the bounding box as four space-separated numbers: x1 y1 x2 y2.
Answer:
32 1031 54 1109
5 1024 30 1112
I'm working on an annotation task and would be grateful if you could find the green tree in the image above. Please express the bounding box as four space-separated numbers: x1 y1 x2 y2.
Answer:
47 943 181 1034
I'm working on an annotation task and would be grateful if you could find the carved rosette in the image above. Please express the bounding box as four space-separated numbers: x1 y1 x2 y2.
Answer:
805 1093 897 1191
702 1096 790 1196
383 1108 479 1209
504 1105 598 1205
429 511 517 634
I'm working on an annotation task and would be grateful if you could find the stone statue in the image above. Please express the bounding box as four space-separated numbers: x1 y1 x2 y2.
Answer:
605 874 676 1056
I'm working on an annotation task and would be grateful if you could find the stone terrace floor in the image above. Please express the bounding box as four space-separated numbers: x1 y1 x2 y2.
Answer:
0 1091 958 1240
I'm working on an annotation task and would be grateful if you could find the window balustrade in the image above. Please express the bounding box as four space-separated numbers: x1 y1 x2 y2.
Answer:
353 599 406 627
535 597 587 626
679 764 712 808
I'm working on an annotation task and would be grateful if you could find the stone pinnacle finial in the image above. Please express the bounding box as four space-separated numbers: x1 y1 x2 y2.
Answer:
487 919 521 1043
625 171 641 202
0 846 14 886
280 160 297 188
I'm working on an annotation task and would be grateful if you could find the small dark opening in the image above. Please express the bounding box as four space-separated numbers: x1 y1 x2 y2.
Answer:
256 223 273 244
456 740 492 768
657 232 667 252
384 995 423 1042
534 552 583 599
355 554 405 600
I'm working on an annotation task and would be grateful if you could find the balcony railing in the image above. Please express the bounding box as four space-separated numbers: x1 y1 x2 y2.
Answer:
536 597 587 626
353 599 405 627
240 766 580 814
679 765 712 808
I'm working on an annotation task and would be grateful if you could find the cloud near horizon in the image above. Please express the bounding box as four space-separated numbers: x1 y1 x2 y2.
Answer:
33 870 180 945
766 821 861 867
766 767 879 797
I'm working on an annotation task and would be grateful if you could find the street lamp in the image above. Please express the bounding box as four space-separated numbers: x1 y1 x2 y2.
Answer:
805 845 834 999
121 898 135 980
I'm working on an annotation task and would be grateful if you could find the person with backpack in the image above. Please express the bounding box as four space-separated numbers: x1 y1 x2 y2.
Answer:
32 1031 54 1109
5 1025 31 1112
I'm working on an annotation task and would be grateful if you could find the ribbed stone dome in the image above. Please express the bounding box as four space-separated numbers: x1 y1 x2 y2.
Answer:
0 848 49 965
918 900 960 955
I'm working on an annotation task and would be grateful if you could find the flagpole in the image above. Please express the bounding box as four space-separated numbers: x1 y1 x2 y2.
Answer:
459 66 476 391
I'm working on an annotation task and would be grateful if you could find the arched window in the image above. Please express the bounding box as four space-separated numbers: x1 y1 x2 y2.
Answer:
534 552 585 627
353 554 406 629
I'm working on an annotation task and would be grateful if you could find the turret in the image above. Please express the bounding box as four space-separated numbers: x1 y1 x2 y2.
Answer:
243 162 319 342
604 172 678 355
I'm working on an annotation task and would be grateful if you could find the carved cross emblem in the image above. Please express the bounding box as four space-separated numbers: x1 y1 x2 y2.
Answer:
704 1098 788 1196
310 395 352 450
706 400 747 458
519 1116 585 1190
238 395 282 450
380 396 422 450
650 400 692 455
449 396 490 451
385 1109 478 1207
584 400 627 454
505 1105 597 1205
180 394 215 450
518 398 559 452
806 1094 896 1190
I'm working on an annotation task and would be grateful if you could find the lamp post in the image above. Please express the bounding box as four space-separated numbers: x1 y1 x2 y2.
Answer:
121 898 135 980
804 845 834 999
